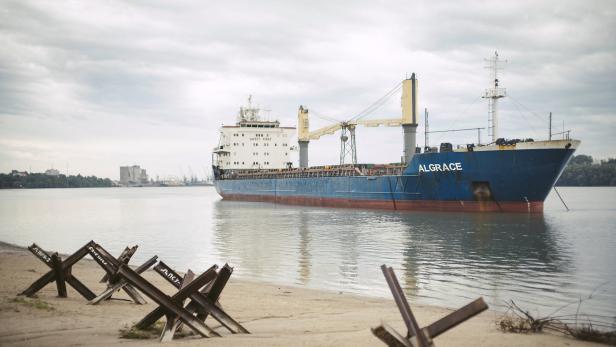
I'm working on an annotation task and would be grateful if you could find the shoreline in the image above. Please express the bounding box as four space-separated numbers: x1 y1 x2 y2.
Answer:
0 185 215 190
0 241 599 346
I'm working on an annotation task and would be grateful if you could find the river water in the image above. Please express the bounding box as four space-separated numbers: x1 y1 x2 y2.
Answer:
0 187 614 318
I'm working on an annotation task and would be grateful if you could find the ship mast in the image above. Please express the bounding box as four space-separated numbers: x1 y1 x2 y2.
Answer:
238 94 261 122
483 51 507 143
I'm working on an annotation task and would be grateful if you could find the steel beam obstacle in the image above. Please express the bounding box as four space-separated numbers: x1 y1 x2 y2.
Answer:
20 241 157 305
20 240 247 341
99 245 137 284
20 241 97 300
151 261 249 335
373 265 488 347
87 243 158 305
117 263 222 340
84 242 156 304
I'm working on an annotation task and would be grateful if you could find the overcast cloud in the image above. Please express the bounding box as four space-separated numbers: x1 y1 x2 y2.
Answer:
1 0 614 179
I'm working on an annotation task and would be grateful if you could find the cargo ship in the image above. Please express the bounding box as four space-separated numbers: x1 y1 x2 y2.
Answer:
212 53 579 212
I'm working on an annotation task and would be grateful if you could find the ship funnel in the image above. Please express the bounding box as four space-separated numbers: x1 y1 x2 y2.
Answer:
401 73 419 163
298 106 310 168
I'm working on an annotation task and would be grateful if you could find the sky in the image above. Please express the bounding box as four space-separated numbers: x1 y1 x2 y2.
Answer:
1 0 615 180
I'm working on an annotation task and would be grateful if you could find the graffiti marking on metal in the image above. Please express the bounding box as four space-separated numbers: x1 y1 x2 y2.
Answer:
87 246 109 266
30 246 51 263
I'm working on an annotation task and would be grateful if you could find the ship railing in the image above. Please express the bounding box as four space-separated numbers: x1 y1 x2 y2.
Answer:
220 164 404 180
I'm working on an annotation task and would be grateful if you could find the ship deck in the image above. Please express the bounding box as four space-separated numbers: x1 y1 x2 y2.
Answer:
217 164 405 180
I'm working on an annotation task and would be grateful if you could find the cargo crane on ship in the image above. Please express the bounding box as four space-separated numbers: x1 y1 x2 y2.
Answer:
297 74 419 167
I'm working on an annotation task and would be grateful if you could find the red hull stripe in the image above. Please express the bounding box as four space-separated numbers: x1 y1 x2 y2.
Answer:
220 194 544 213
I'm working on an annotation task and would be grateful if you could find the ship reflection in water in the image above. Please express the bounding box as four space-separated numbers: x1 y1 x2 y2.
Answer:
212 197 611 317
0 187 613 318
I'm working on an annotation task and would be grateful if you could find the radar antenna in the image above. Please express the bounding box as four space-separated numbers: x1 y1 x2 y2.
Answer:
238 95 261 122
482 51 507 143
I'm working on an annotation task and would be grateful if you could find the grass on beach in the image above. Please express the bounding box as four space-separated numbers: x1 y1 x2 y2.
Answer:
496 300 616 346
119 321 195 340
6 297 55 311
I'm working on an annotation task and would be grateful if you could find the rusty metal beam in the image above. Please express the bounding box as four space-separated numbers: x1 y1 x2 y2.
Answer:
88 256 158 305
51 253 67 297
65 275 96 300
198 264 231 320
194 264 248 333
117 264 219 338
372 321 413 347
381 265 430 347
153 262 249 334
100 245 137 283
137 264 218 329
160 270 196 342
153 261 183 288
422 298 487 339
374 265 489 347
87 242 147 304
86 243 116 274
20 242 96 300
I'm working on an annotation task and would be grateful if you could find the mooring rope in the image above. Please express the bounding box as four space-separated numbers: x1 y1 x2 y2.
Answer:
553 186 570 211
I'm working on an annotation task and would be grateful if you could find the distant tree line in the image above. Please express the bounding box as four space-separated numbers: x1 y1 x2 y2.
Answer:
557 155 616 186
0 172 113 189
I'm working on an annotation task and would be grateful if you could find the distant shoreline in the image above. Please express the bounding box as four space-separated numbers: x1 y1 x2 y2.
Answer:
0 185 215 190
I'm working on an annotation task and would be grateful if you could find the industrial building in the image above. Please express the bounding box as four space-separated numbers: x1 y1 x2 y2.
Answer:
119 165 148 186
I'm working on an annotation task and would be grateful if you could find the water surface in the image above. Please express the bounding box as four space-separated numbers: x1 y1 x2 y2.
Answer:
0 186 614 318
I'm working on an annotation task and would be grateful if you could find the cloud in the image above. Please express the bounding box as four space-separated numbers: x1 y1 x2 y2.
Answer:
0 0 615 178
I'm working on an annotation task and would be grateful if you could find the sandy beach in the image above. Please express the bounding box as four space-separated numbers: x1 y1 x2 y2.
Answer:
0 242 599 346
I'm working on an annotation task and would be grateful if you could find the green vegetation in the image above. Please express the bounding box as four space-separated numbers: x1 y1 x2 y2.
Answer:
119 321 194 339
557 155 616 186
119 322 164 339
0 172 113 189
497 298 616 345
8 297 55 311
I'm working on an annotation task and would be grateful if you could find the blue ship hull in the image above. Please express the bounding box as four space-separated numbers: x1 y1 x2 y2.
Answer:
214 143 577 213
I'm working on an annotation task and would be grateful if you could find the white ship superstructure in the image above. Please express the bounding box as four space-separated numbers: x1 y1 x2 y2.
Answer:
213 96 296 170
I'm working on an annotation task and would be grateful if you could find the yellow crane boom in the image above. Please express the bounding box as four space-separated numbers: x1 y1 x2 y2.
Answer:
297 74 419 167
298 112 403 141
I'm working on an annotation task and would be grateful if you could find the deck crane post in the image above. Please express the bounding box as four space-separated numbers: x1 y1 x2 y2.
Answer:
298 106 310 168
401 73 419 164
